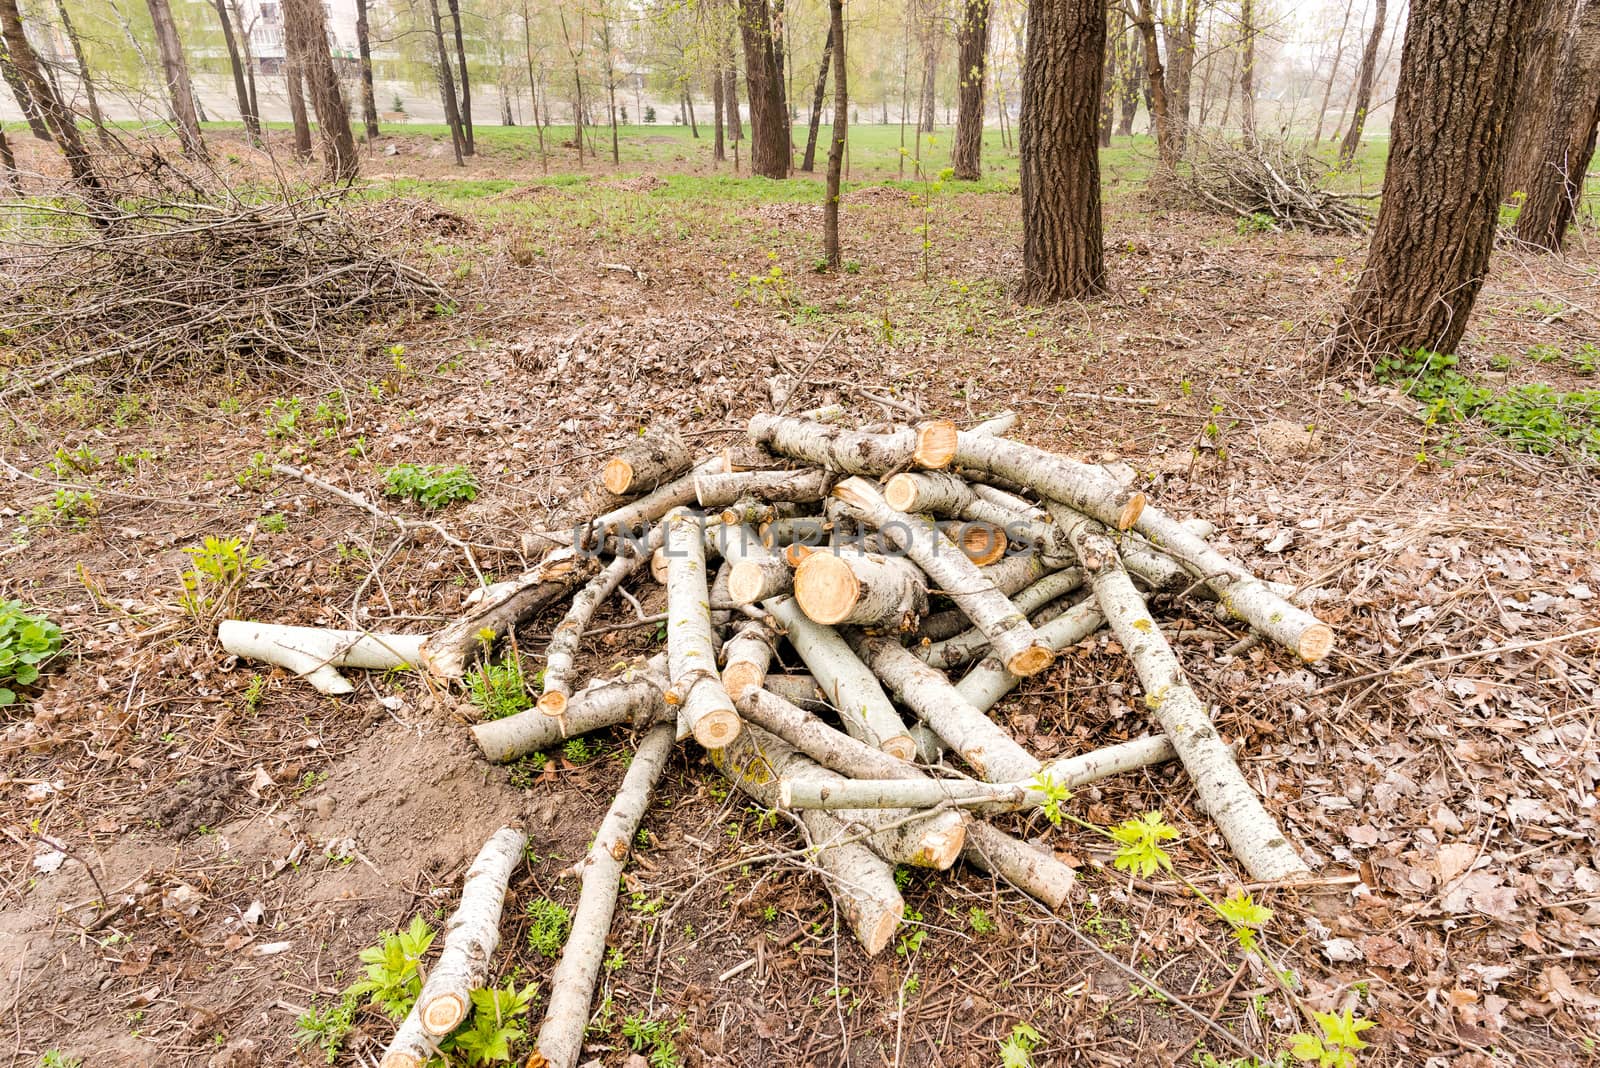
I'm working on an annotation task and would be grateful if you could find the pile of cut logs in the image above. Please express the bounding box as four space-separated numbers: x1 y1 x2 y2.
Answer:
221 408 1334 1068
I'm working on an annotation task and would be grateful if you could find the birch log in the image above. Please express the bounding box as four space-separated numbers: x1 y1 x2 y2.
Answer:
721 619 777 701
966 410 1018 437
663 508 741 749
951 431 1147 531
379 1008 437 1068
538 550 644 716
917 569 1086 671
961 823 1076 909
934 519 1010 566
728 554 794 604
832 477 1054 677
416 825 528 1035
532 724 674 1068
760 673 831 713
759 516 830 549
916 551 1058 642
955 600 1105 714
694 468 833 507
1056 507 1310 881
793 548 928 630
601 425 691 496
423 548 595 678
748 413 959 473
472 658 666 763
218 622 427 695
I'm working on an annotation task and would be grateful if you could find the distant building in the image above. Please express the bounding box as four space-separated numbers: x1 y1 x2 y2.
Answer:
231 0 377 73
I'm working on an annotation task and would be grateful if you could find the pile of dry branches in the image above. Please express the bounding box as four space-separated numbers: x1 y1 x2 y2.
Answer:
1178 131 1374 235
0 194 445 401
221 408 1336 1068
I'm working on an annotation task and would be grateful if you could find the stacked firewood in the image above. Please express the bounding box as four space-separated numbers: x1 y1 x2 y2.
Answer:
221 408 1335 1068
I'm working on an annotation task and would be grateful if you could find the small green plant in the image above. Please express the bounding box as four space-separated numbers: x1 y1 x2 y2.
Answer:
348 915 436 1018
0 600 63 706
258 512 288 534
179 535 267 618
563 736 594 764
967 907 996 935
1215 891 1274 953
1573 343 1599 374
507 751 548 788
1029 771 1072 828
242 674 266 712
467 658 532 720
39 1052 83 1068
604 946 628 971
1235 212 1276 235
293 990 360 1064
895 907 926 957
451 980 540 1065
1110 811 1180 877
525 898 572 957
1290 1008 1376 1068
1526 342 1563 364
730 251 801 309
999 1022 1043 1068
263 396 303 439
48 443 100 476
382 463 479 508
26 488 97 532
236 451 273 489
620 1013 685 1068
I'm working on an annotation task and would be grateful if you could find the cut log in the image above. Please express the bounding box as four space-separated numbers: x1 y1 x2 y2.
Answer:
694 468 833 508
379 1008 437 1068
759 516 829 549
760 673 830 712
748 413 959 474
934 519 1010 566
218 621 426 695
662 508 741 749
832 477 1054 677
961 822 1076 909
847 631 1041 783
728 555 794 605
1056 507 1310 881
951 431 1146 531
582 456 724 550
601 425 692 497
538 550 644 717
423 548 595 678
532 723 674 1068
917 569 1086 671
472 658 665 763
966 410 1018 437
721 440 791 474
955 599 1105 714
416 825 528 1035
793 548 929 630
721 619 777 701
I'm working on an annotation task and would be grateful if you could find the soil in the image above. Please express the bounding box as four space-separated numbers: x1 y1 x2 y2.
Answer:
2 128 1598 1068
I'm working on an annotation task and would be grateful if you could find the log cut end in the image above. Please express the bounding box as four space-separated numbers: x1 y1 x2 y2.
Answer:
728 560 770 605
913 818 968 870
862 907 901 957
880 733 919 762
601 456 635 496
692 707 743 749
784 543 814 567
1004 644 1056 678
1116 492 1147 531
912 420 959 468
1296 622 1335 664
793 552 860 625
378 1054 424 1068
536 690 568 718
721 660 764 703
953 522 1007 567
421 992 469 1036
882 472 920 513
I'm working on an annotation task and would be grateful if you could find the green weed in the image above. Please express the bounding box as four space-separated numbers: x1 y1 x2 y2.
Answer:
381 463 479 508
0 600 62 706
525 898 572 958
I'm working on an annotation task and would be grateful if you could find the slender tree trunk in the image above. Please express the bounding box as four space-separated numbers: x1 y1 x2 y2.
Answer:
1116 26 1140 136
1017 0 1107 302
226 0 260 138
823 0 846 267
431 0 466 165
1504 0 1573 198
53 0 108 146
1130 1 1175 168
952 0 991 177
355 0 380 141
0 121 18 193
210 0 256 141
520 2 546 171
1517 0 1600 251
773 0 791 161
1312 0 1356 143
898 2 910 175
558 8 583 167
686 86 699 136
1097 2 1115 147
0 40 50 141
283 0 357 180
919 10 940 133
1327 0 1541 367
1239 0 1257 144
1337 0 1386 164
1160 0 1198 156
802 29 832 171
285 35 313 159
446 0 474 154
712 59 726 161
0 0 108 214
724 60 741 142
144 0 205 157
599 12 619 164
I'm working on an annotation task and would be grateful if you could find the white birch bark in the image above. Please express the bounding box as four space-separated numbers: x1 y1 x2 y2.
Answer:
951 430 1148 530
694 468 834 507
955 600 1106 714
793 548 929 630
747 413 958 473
378 1007 437 1068
601 425 691 496
423 548 595 678
471 657 666 763
664 508 741 749
961 822 1077 909
218 622 426 695
416 825 528 1035
917 568 1086 671
728 555 794 604
538 550 645 716
721 619 777 701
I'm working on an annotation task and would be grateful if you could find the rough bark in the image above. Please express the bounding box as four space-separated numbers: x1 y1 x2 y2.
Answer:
1017 0 1107 302
1327 0 1540 365
1516 0 1600 251
712 55 726 161
604 425 692 496
228 0 260 137
960 822 1077 908
1239 0 1258 143
1116 25 1141 136
0 123 18 193
472 658 665 763
144 0 205 157
0 0 107 211
663 508 742 749
0 37 50 141
355 0 380 141
1130 1 1176 167
794 548 928 630
694 468 832 507
446 0 474 154
1337 0 1387 163
432 0 466 165
801 29 832 171
211 0 257 141
739 0 790 177
823 0 846 266
284 30 313 159
1504 0 1573 198
1160 0 1198 156
218 622 426 696
951 431 1146 534
416 826 527 1035
952 0 992 179
284 0 358 181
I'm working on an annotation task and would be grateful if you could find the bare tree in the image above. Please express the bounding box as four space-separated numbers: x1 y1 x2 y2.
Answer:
1311 0 1356 143
446 0 474 154
1337 0 1387 163
1160 0 1199 156
822 0 846 267
1116 23 1141 137
801 28 832 171
952 0 992 177
1238 0 1257 143
431 0 467 164
0 38 51 141
144 0 206 157
283 0 358 180
1327 0 1540 367
1129 0 1176 168
284 17 313 158
598 3 620 164
739 0 788 176
1018 0 1106 301
227 0 261 137
355 0 380 141
210 0 258 141
712 56 726 161
52 0 109 146
0 0 108 213
1517 0 1600 250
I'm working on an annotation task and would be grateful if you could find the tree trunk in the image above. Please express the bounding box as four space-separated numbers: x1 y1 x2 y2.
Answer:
599 13 619 164
801 28 832 171
284 26 313 160
1327 0 1541 367
0 121 18 193
952 0 991 177
1116 26 1140 135
1239 0 1258 144
355 0 380 141
1516 0 1600 251
1160 0 1198 156
211 0 256 141
521 3 546 170
1097 3 1116 146
446 0 474 154
1337 0 1387 163
0 0 108 212
226 0 260 137
712 59 726 161
433 0 466 165
1130 1 1176 168
738 0 788 176
919 9 940 133
53 0 108 146
1504 0 1574 198
0 39 50 141
724 34 742 142
1017 0 1108 302
773 0 791 161
283 0 357 181
686 86 699 136
144 0 205 157
1312 0 1356 143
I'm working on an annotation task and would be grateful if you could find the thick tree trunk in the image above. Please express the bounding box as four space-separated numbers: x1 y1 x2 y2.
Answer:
53 0 108 146
1161 0 1198 156
1516 1 1600 251
739 0 790 177
210 0 257 141
1130 1 1176 167
0 0 108 211
0 39 50 141
1312 0 1356 143
433 0 466 165
1337 0 1387 163
1503 0 1573 198
746 413 956 474
144 0 206 157
355 0 380 141
285 35 313 160
801 29 832 171
1017 0 1108 302
1327 0 1540 366
1239 0 1258 144
284 0 358 181
446 0 474 154
952 0 992 178
823 0 846 265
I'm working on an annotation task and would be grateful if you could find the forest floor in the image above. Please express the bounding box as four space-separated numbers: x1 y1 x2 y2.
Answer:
1 124 1598 1068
